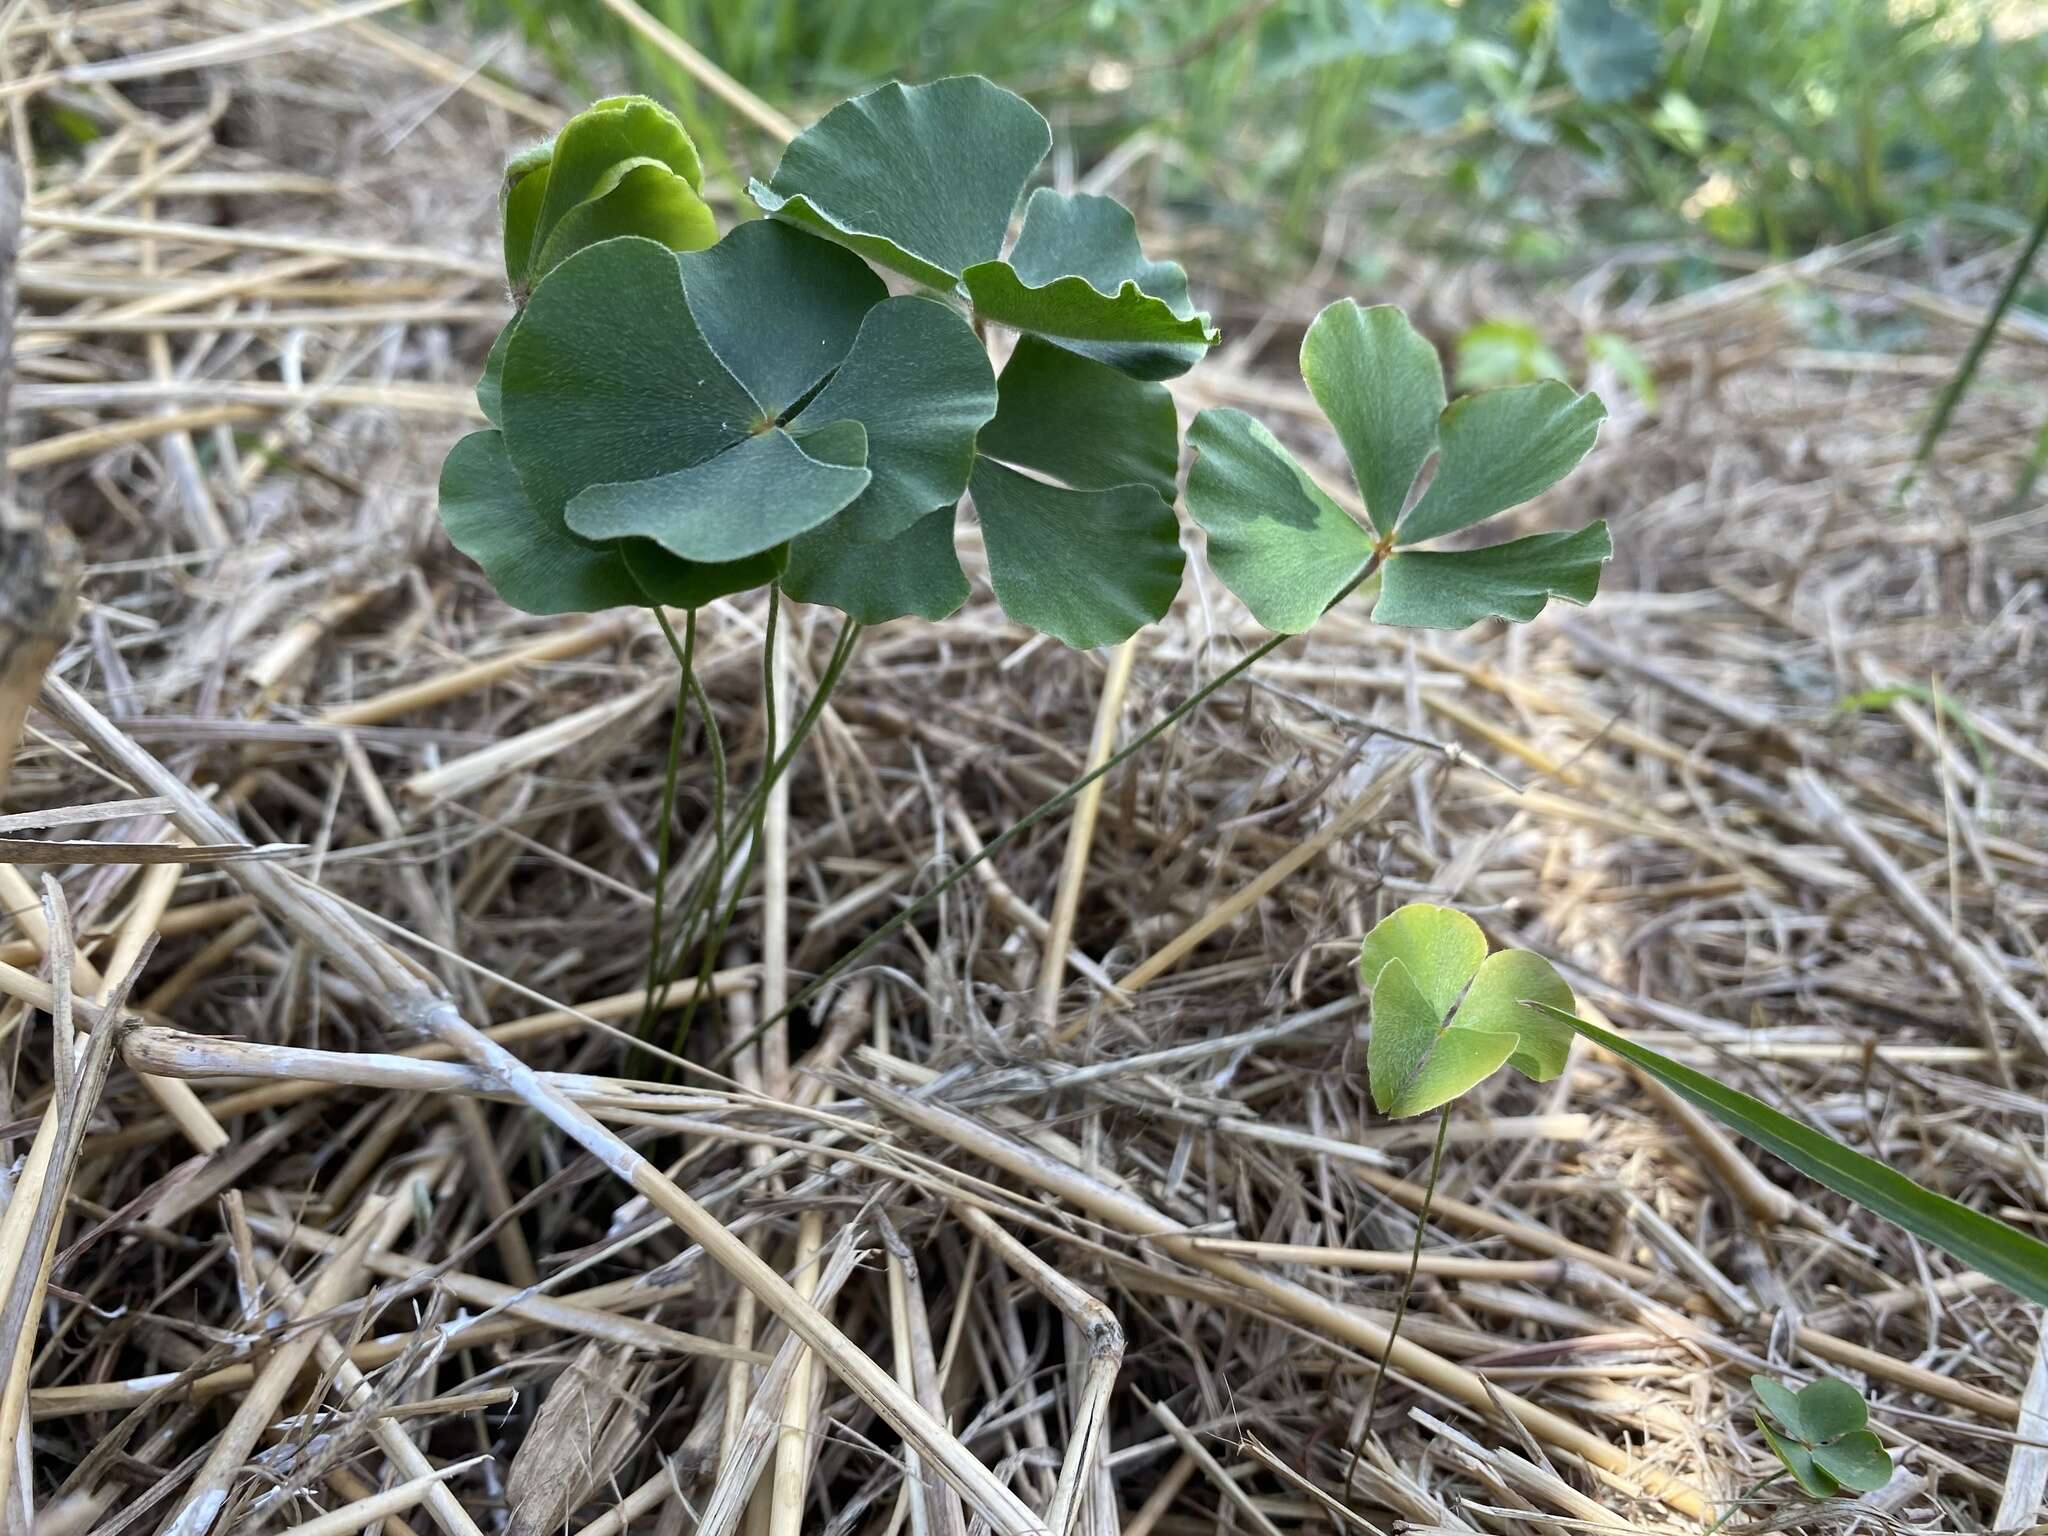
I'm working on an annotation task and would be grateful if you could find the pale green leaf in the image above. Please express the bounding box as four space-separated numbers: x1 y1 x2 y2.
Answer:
563 425 871 562
961 189 1217 380
1299 300 1445 535
502 164 548 293
1367 956 1518 1119
978 335 1179 499
530 162 716 283
784 504 968 625
750 76 1050 287
1358 903 1486 1018
678 219 885 420
1811 1432 1892 1494
512 96 707 292
790 295 996 543
1454 949 1575 1081
1752 1377 1808 1439
1184 408 1376 635
1530 1003 2048 1308
1373 523 1612 629
1396 382 1606 545
972 458 1183 649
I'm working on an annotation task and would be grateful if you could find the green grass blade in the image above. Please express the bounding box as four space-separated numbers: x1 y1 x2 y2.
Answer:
1528 1002 2048 1307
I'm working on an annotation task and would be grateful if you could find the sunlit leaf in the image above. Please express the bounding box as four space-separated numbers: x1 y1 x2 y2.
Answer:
789 295 996 543
751 76 1050 287
564 424 871 562
1184 408 1376 634
1299 300 1445 535
1396 382 1606 544
971 459 1183 649
678 219 885 419
962 189 1217 380
1452 949 1575 1081
1358 903 1485 1017
1374 522 1612 628
1366 955 1519 1119
1531 1002 2048 1308
979 336 1179 499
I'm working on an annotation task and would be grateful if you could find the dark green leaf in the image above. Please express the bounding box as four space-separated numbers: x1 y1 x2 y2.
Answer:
789 295 997 543
1752 1377 1808 1439
978 335 1179 499
1758 1416 1840 1499
564 425 871 562
962 190 1217 381
1811 1432 1892 1494
1184 408 1376 635
1299 300 1445 535
1531 1003 2048 1308
477 319 514 427
785 504 968 625
438 429 641 616
1555 0 1663 105
678 220 886 420
751 76 1050 287
1396 382 1606 545
1373 522 1612 629
500 237 757 525
1795 1379 1868 1443
621 540 790 610
972 458 1183 649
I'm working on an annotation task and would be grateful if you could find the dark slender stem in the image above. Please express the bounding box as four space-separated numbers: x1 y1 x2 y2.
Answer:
1901 189 2048 499
642 608 695 1035
718 557 1383 1066
1346 1101 1451 1502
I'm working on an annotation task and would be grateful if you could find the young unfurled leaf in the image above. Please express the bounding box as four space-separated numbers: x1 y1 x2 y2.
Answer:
1394 382 1606 545
750 76 1051 288
1358 904 1577 1118
1299 300 1445 535
1530 1003 2048 1308
1187 302 1608 635
505 96 713 295
1373 523 1612 629
962 190 1218 380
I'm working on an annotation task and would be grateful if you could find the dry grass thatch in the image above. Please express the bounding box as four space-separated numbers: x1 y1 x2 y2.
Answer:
4 4 2048 1535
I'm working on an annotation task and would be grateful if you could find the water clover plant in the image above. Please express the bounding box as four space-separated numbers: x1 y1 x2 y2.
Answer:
441 76 1215 650
1186 300 1612 631
1751 1376 1893 1499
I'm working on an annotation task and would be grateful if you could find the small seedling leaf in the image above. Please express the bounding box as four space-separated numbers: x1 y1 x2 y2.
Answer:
1757 1414 1841 1499
1396 382 1606 545
1810 1431 1893 1494
751 76 1050 287
962 190 1216 380
1794 1378 1869 1443
1184 408 1377 635
1299 300 1446 536
1367 953 1521 1117
564 425 872 563
788 295 997 544
1373 523 1612 629
971 458 1184 649
784 504 968 625
1528 1003 2048 1308
678 220 885 420
1751 1376 1809 1440
1359 903 1486 1017
977 335 1179 500
1453 949 1575 1081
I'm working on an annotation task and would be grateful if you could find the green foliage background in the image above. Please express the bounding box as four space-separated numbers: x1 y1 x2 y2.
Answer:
440 0 2048 274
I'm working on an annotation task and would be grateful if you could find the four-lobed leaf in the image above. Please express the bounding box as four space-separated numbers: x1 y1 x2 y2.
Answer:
1359 904 1576 1118
1752 1375 1893 1499
1187 302 1612 634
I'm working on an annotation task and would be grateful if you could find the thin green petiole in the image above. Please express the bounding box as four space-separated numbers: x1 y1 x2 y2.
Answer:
719 557 1384 1066
642 607 696 1036
1345 1100 1450 1502
1699 1473 1784 1536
